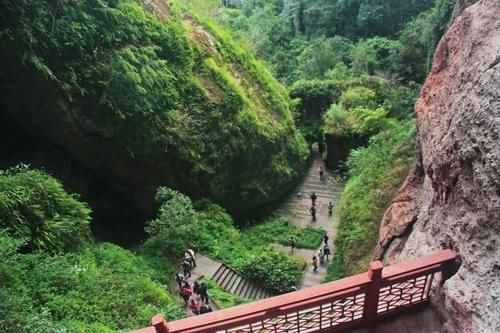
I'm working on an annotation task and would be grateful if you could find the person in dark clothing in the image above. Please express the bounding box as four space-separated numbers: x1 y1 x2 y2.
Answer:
193 280 201 296
310 192 317 206
199 282 209 304
200 303 213 314
290 236 297 252
182 259 192 278
323 233 329 245
310 206 316 221
323 244 331 261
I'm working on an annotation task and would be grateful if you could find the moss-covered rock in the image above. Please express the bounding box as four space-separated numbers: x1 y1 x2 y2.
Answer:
0 0 308 224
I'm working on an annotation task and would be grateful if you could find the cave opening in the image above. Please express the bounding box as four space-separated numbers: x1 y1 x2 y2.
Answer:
0 105 148 247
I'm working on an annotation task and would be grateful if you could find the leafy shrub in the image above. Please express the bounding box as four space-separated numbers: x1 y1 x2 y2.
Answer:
240 250 304 294
0 165 91 252
0 231 183 333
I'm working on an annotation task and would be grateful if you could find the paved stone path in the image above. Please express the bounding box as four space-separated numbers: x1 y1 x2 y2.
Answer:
175 254 221 317
273 144 344 289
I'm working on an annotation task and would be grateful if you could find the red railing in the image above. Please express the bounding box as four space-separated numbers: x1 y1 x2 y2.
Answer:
132 250 457 333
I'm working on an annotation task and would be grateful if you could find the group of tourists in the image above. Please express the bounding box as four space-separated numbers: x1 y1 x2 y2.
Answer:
308 166 335 221
175 249 213 316
311 233 331 272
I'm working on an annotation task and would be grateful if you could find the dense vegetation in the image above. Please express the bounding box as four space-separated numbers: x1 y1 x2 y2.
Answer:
142 189 309 294
325 122 416 280
185 0 453 278
0 167 183 332
0 0 309 213
0 0 457 331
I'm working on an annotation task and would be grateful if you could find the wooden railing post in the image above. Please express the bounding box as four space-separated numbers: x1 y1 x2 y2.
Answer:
152 314 169 333
363 261 383 325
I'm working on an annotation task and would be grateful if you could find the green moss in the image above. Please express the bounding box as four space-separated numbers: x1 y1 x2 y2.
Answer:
1 0 308 212
325 121 415 281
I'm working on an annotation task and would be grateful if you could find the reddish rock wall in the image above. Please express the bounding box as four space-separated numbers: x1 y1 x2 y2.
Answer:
375 1 500 332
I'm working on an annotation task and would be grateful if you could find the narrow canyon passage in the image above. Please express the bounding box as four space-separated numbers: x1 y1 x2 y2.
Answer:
273 143 344 288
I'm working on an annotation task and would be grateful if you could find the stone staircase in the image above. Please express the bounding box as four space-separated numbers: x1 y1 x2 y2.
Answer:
212 264 271 300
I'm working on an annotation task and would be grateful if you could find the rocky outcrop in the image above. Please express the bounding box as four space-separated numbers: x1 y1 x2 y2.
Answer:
0 0 308 242
375 0 500 332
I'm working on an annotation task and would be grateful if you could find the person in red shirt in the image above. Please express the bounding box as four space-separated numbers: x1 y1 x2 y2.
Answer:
188 298 201 315
319 167 324 181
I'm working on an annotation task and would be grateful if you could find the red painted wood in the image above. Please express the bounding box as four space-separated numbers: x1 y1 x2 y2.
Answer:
130 250 457 333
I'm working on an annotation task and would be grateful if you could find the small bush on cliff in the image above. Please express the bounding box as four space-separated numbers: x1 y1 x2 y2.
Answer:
325 121 416 280
0 165 91 252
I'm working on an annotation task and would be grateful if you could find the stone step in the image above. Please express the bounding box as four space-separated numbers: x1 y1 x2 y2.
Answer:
211 264 270 301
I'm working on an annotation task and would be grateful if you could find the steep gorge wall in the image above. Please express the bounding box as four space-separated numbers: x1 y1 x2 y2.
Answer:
0 0 308 240
375 0 500 331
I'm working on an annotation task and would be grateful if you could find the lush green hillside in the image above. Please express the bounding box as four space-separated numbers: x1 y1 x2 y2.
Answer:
0 166 183 332
0 0 308 220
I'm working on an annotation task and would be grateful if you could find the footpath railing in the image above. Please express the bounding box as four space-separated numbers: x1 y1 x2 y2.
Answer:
132 250 457 333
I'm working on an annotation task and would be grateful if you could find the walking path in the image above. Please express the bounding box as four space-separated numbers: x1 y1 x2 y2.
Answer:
273 144 344 289
175 255 220 317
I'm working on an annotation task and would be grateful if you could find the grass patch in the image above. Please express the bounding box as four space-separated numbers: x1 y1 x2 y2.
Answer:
242 217 324 250
200 277 251 309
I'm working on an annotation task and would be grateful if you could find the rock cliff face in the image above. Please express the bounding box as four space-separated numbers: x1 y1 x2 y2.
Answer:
375 0 500 332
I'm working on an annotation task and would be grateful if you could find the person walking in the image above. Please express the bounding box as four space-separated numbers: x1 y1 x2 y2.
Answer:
175 272 185 290
188 298 201 315
310 206 316 221
199 282 209 304
290 236 297 252
312 256 318 272
328 201 333 216
310 192 317 206
200 303 213 314
187 248 196 268
180 282 192 304
318 248 325 264
193 280 201 296
323 233 329 245
319 167 325 181
182 259 192 278
323 244 331 261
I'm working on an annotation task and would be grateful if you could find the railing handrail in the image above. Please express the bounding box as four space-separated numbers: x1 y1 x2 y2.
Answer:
131 249 457 333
